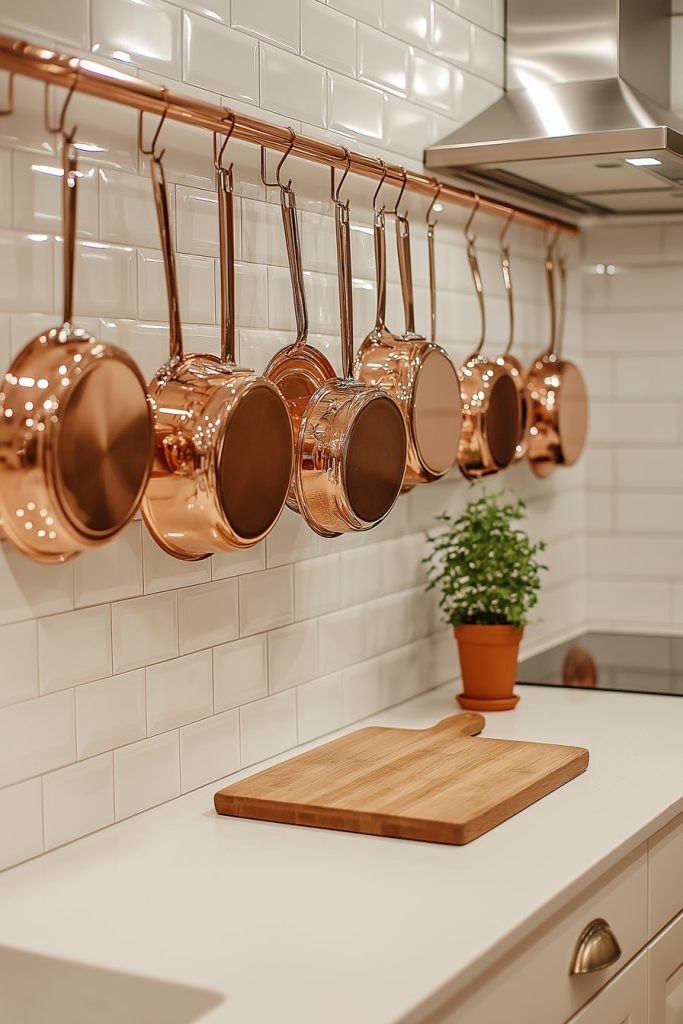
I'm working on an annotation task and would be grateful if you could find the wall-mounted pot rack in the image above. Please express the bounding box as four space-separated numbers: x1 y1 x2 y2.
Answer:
0 33 578 238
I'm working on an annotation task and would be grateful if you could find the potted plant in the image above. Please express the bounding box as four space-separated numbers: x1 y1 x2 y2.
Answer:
424 490 547 711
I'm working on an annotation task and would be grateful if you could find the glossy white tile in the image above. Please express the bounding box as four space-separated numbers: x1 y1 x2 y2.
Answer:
38 606 112 695
382 0 431 47
175 185 221 257
13 152 98 237
138 247 216 324
266 513 320 576
241 197 288 266
114 731 180 820
91 0 182 77
76 668 146 760
74 523 144 607
178 578 239 654
341 545 382 605
0 542 73 627
0 778 43 871
358 24 409 95
239 564 294 635
43 753 114 850
261 45 327 127
297 671 344 742
0 620 39 709
431 5 471 67
410 51 454 114
99 318 170 381
111 590 178 673
232 0 300 52
329 0 381 27
0 0 88 47
212 542 266 580
301 0 356 77
0 690 75 788
327 73 385 142
268 619 318 693
234 261 269 328
294 554 341 620
470 24 505 86
183 11 260 104
55 239 137 320
99 167 171 248
317 604 368 674
180 709 240 792
240 688 297 765
146 649 213 735
342 658 382 724
0 230 54 314
213 633 268 712
141 527 212 595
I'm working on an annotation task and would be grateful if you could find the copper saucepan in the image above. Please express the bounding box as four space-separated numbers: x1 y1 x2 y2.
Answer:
457 197 521 480
354 165 461 492
265 146 407 537
0 78 153 563
526 238 588 478
497 211 531 462
141 114 294 559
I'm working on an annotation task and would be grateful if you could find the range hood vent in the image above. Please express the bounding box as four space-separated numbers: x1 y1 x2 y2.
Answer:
425 0 683 215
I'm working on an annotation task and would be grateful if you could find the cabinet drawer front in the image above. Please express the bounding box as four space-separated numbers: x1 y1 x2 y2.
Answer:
648 909 683 1024
567 952 647 1024
649 811 683 936
422 846 648 1024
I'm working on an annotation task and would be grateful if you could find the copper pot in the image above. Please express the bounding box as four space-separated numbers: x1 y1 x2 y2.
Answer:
526 241 588 478
497 212 531 462
354 166 461 492
0 90 153 563
457 200 520 480
142 124 294 559
265 146 406 537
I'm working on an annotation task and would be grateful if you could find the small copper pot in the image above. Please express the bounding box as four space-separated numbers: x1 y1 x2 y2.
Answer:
0 123 153 563
354 170 461 492
527 245 588 478
265 147 406 537
457 205 520 480
142 132 294 559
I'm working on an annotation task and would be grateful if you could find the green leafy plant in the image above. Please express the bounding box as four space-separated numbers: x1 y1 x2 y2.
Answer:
424 490 547 629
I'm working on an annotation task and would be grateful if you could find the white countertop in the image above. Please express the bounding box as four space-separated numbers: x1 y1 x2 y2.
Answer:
1 683 683 1024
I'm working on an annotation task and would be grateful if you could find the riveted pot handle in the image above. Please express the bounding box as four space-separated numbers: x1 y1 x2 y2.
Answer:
61 139 78 327
151 155 183 361
335 199 354 379
281 186 308 352
396 212 416 336
216 164 236 364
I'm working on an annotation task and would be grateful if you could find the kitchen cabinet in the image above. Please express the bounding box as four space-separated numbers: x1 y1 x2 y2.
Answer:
567 952 647 1024
649 911 683 1024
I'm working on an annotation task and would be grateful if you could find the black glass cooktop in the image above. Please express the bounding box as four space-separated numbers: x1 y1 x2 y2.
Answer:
518 632 683 697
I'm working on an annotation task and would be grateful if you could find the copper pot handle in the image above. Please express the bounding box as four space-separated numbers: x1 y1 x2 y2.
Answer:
216 163 236 365
280 186 308 353
545 232 560 357
334 198 354 378
150 154 183 361
396 212 416 336
426 180 441 346
61 138 78 326
500 210 515 355
465 195 485 361
372 207 387 332
556 254 567 358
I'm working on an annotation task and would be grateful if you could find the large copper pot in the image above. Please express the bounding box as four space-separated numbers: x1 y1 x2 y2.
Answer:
526 241 588 478
0 88 153 563
142 123 294 559
354 166 461 492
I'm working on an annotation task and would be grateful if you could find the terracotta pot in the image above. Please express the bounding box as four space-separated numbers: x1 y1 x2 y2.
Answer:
454 624 524 712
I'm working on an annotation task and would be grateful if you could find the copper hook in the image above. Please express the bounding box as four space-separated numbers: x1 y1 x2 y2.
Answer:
464 194 480 245
45 64 80 143
391 165 408 216
0 72 15 117
372 159 389 211
261 127 296 190
426 179 442 228
213 109 236 173
138 93 169 160
331 147 352 208
500 208 515 253
546 224 561 257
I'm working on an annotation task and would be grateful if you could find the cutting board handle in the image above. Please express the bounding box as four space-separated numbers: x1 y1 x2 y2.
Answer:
429 713 485 737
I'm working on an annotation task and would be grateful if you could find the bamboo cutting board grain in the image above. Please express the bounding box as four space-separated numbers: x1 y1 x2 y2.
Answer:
214 713 589 845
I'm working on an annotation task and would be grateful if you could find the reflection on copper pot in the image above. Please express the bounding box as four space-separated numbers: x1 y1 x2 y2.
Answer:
497 211 531 462
0 80 153 563
141 118 294 560
563 646 598 688
527 239 588 478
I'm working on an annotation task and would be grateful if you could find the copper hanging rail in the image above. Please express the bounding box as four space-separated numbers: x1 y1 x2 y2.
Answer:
0 33 578 236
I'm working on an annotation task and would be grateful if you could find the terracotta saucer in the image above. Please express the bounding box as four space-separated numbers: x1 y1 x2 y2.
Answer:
456 693 520 712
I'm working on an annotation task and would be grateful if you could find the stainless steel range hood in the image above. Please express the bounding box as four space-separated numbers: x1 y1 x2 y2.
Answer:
425 0 683 215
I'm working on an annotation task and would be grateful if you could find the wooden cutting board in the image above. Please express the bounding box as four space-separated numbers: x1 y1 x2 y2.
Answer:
214 712 589 845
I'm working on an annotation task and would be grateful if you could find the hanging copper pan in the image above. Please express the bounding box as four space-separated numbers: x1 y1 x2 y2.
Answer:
354 165 461 492
497 211 531 462
457 197 521 480
526 238 588 478
141 114 294 559
0 77 153 564
265 146 406 537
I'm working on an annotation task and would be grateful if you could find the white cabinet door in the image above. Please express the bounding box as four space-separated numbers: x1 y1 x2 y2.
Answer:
649 910 683 1024
567 952 647 1024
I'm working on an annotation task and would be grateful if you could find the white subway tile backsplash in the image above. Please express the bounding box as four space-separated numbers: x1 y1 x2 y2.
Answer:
588 580 670 627
178 578 239 654
38 606 112 694
342 658 382 723
341 545 382 605
297 671 344 742
469 25 505 85
60 240 138 320
175 185 220 257
212 542 266 580
318 604 368 674
99 167 170 249
0 620 38 709
301 0 356 77
0 230 54 314
234 261 270 327
183 12 260 103
590 401 678 445
13 152 98 237
214 633 268 711
146 649 213 735
410 52 454 114
74 523 144 607
142 526 212 594
180 709 240 791
382 0 431 48
232 0 300 53
241 197 288 266
327 73 386 142
111 591 178 673
0 690 75 788
453 66 501 121
240 688 297 765
239 564 294 634
91 0 182 77
329 0 381 28
0 778 43 870
43 753 114 850
0 543 73 627
76 669 146 760
268 619 318 692
431 5 471 66
114 731 180 820
358 24 409 96
261 44 327 127
266 508 319 567
294 554 341 620
0 0 88 47
138 247 215 324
